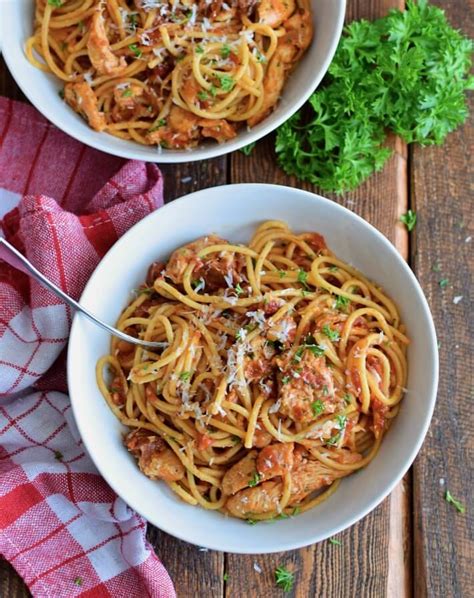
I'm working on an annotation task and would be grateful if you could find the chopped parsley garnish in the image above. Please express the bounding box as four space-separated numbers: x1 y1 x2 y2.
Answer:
240 141 256 156
335 295 350 312
432 262 441 272
198 90 209 101
48 0 62 6
218 74 235 92
195 45 204 54
336 414 347 429
232 435 241 444
292 506 301 516
329 537 342 546
445 490 465 513
122 88 133 97
129 13 138 30
54 450 63 462
311 400 324 416
235 283 244 295
328 265 338 272
322 385 329 396
179 371 191 382
293 347 304 363
134 286 155 295
322 324 340 341
128 44 142 58
221 45 231 59
255 51 266 63
439 278 449 288
58 89 65 99
278 270 286 279
297 269 309 288
343 393 353 404
281 375 291 385
73 577 83 586
210 85 218 97
276 512 290 520
400 209 417 231
246 518 257 525
274 566 294 592
248 471 261 487
149 118 166 133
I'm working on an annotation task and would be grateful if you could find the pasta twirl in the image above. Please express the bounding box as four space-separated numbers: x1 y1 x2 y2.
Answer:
27 0 313 149
96 222 409 520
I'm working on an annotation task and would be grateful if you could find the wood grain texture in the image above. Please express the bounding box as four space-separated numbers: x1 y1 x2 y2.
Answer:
410 3 474 597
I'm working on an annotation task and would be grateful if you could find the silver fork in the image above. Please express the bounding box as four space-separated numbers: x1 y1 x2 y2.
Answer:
0 237 164 349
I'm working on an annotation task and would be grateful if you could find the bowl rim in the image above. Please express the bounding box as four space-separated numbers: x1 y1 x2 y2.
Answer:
1 0 346 163
67 183 439 553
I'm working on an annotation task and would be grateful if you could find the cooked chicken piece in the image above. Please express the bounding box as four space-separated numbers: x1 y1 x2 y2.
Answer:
165 234 243 291
266 316 297 348
199 119 237 143
113 84 144 110
371 397 388 438
258 0 295 27
109 375 126 406
301 232 326 254
64 82 106 132
221 450 258 495
199 0 223 18
247 6 313 127
238 0 259 16
165 234 226 284
87 11 127 76
125 429 185 481
169 105 199 134
257 442 294 480
146 105 201 148
181 76 201 105
244 336 273 383
225 480 282 517
283 8 313 55
252 423 273 448
289 458 349 503
279 351 336 424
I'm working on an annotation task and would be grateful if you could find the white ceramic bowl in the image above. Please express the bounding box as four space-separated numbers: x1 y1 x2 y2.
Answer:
1 0 345 162
68 184 438 553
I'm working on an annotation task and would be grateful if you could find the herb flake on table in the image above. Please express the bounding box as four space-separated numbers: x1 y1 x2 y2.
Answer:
275 565 294 592
329 537 342 546
240 141 256 156
445 490 465 513
400 210 417 232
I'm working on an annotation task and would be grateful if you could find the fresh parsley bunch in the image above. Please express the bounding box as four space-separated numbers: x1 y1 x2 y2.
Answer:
275 0 473 193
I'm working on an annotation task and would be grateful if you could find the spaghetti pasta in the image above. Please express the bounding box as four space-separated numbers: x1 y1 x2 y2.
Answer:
27 0 313 149
96 221 409 521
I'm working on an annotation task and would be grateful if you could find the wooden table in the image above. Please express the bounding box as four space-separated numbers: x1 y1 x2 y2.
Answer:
1 1 472 596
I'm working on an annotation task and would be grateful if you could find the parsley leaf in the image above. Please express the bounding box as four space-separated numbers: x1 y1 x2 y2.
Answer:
445 490 465 513
179 371 191 382
275 566 294 592
149 118 166 133
281 375 291 385
235 283 244 295
198 90 209 101
400 210 417 231
275 0 474 193
322 324 340 341
128 44 142 58
218 74 235 92
311 399 324 416
246 518 257 525
195 45 204 54
335 295 350 312
439 278 449 288
240 141 256 156
297 269 309 288
329 537 342 546
223 572 229 581
248 471 261 487
278 270 286 279
221 45 231 59
122 88 133 98
48 0 62 6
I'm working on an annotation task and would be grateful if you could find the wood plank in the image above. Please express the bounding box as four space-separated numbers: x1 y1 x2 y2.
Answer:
227 1 410 596
411 2 474 596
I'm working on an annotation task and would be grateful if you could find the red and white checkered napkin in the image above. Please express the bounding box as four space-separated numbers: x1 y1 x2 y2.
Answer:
0 97 175 598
